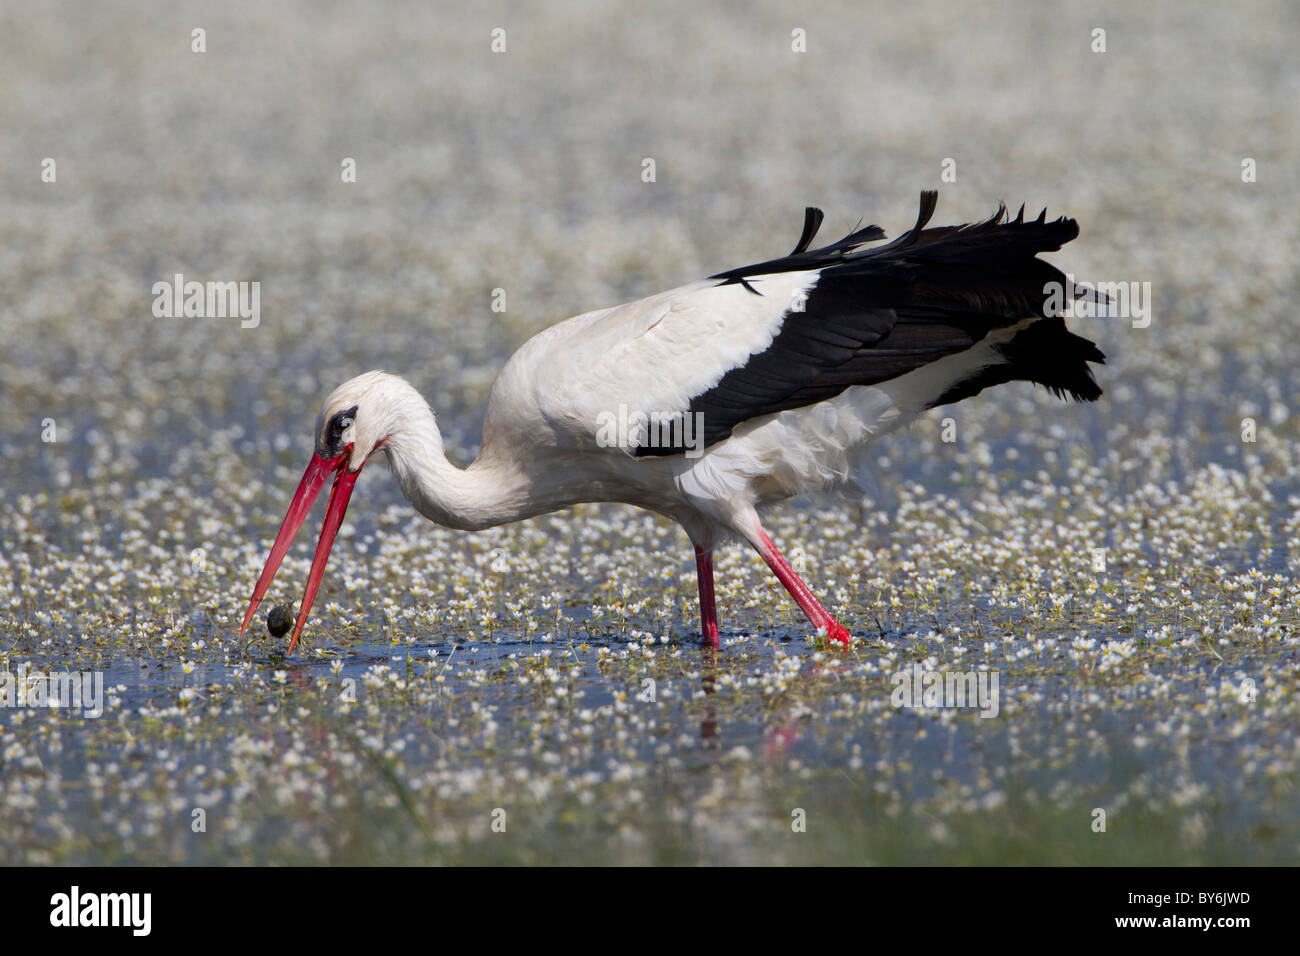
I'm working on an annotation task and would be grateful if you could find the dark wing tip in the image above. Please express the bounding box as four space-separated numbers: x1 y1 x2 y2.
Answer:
790 207 825 255
916 190 939 231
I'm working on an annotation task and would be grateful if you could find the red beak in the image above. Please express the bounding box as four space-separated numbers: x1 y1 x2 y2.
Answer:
240 448 362 653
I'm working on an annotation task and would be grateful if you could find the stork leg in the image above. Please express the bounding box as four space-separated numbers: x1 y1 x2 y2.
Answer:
694 545 720 648
751 528 851 644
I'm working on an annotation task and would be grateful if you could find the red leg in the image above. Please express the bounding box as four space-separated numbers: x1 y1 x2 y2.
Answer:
753 529 851 644
694 546 719 648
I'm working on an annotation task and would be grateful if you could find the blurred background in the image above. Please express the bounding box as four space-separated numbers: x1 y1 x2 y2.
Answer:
2 0 1296 493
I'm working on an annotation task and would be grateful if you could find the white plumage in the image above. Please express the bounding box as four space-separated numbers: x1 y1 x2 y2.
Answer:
242 192 1104 651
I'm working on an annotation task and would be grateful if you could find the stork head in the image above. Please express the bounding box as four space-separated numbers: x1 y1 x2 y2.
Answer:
311 369 409 471
240 370 424 652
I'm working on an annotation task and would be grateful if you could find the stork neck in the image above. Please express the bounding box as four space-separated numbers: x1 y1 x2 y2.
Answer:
380 416 533 532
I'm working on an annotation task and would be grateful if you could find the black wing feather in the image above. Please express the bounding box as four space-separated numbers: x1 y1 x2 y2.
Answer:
633 191 1104 456
789 207 825 255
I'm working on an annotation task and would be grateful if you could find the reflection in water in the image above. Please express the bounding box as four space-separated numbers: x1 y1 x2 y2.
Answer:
762 656 850 763
696 641 849 757
699 646 718 744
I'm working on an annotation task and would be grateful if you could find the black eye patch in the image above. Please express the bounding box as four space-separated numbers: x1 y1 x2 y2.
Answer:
327 405 359 440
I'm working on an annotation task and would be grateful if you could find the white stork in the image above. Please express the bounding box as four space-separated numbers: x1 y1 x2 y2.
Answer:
241 191 1104 652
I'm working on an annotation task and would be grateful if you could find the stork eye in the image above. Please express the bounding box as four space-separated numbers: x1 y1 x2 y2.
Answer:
328 409 357 441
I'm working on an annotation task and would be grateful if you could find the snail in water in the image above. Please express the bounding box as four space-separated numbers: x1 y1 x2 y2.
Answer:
266 604 295 639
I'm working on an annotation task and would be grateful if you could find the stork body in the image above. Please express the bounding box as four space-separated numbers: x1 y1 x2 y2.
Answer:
242 192 1104 650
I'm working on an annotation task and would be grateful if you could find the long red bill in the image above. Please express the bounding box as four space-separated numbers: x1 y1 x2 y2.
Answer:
285 463 360 653
240 450 354 646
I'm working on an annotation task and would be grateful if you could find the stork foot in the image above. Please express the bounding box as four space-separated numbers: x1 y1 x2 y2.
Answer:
823 619 852 645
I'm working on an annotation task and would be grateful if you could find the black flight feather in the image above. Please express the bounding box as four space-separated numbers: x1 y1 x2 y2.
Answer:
632 192 1105 456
